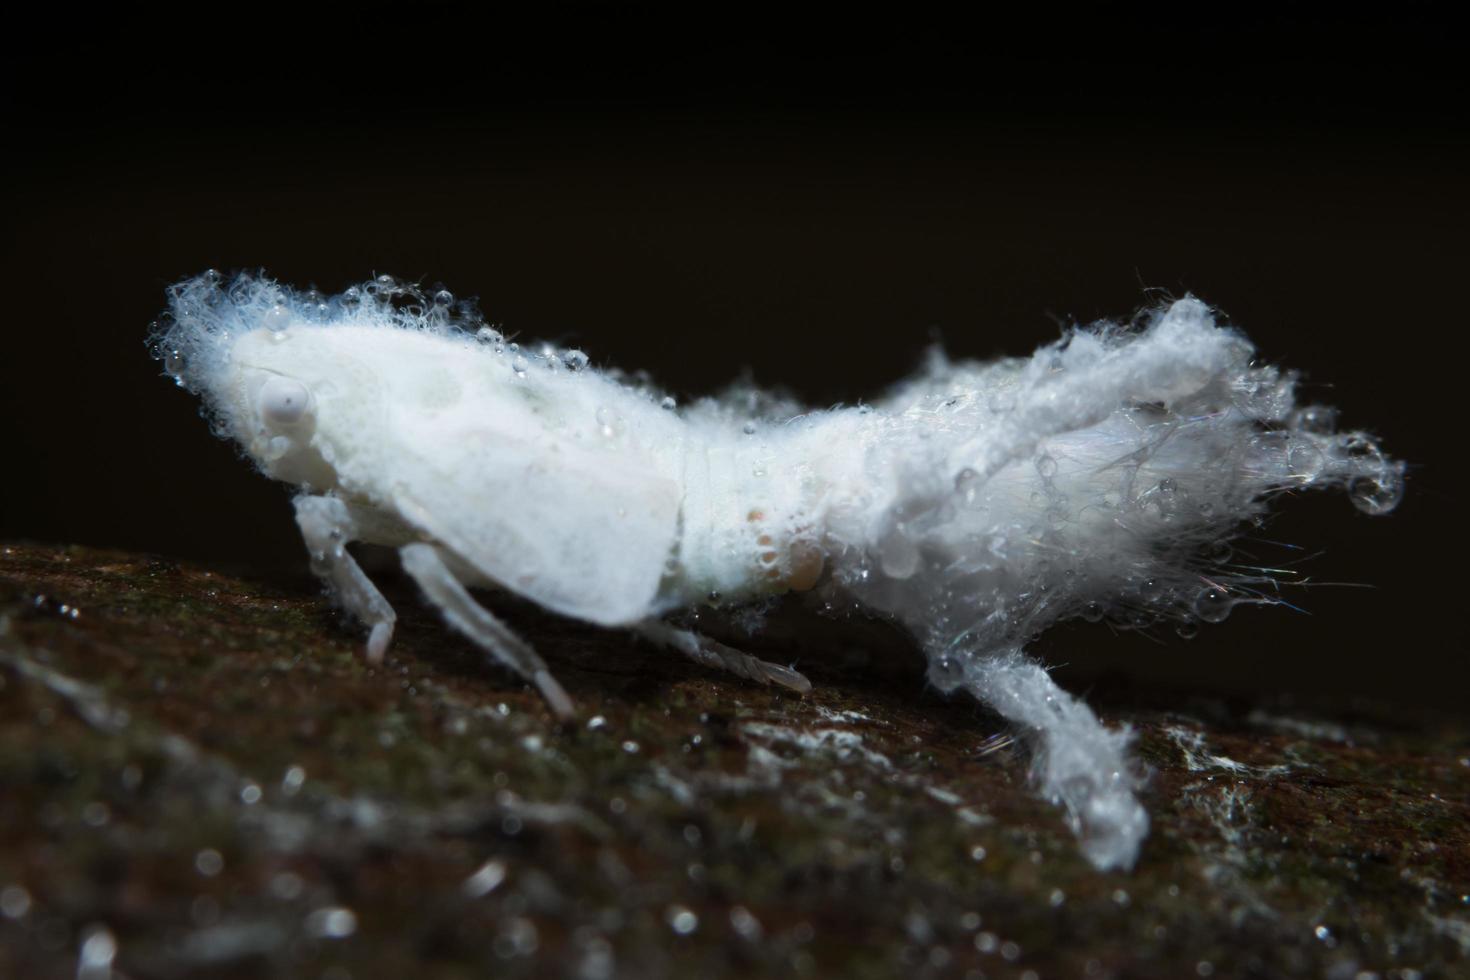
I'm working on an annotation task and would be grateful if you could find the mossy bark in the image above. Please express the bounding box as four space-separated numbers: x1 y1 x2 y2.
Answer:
1 543 1465 978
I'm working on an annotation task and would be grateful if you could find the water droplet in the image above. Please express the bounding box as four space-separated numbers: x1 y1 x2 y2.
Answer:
1035 454 1058 479
305 906 357 939
1349 471 1402 515
1080 601 1104 623
1 885 32 919
282 766 306 795
477 326 504 344
742 421 758 435
511 356 528 377
1192 587 1233 624
194 848 224 876
954 467 980 506
507 342 519 353
878 525 921 579
262 303 292 333
660 396 677 410
1291 405 1337 434
563 349 589 371
666 905 699 935
462 860 507 898
433 289 454 306
77 925 116 980
1287 439 1324 480
1175 621 1199 640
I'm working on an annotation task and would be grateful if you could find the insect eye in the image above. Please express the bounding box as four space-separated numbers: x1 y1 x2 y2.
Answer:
259 376 312 428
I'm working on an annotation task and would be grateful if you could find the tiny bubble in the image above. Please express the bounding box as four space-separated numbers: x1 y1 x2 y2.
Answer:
1349 472 1402 515
1192 587 1233 624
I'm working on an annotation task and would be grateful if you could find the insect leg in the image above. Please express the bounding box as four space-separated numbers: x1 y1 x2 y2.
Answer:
294 494 397 663
638 622 813 694
398 542 575 721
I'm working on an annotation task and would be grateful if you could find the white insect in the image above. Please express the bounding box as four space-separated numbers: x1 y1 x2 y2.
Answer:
153 271 1402 871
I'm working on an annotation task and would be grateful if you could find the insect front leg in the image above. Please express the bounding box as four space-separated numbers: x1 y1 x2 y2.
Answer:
397 543 575 721
638 621 812 694
294 494 397 663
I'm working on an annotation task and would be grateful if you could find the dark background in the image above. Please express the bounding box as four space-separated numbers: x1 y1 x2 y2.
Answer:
2 3 1464 707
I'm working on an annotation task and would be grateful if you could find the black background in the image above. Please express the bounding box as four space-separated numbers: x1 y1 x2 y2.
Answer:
3 3 1464 707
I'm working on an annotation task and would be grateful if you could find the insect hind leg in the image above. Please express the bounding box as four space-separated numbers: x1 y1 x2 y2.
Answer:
638 622 812 694
398 542 575 721
294 494 397 663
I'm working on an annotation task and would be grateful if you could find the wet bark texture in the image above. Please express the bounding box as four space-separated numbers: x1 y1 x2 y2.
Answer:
1 543 1466 979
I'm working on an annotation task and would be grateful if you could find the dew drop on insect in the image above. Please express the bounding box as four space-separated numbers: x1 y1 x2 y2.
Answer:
1349 471 1403 515
1192 587 1233 624
563 349 589 371
660 396 677 410
511 356 528 377
1035 454 1058 479
1291 405 1337 434
1287 438 1323 480
878 525 921 580
954 467 980 506
1080 601 1104 623
507 342 519 353
1175 621 1199 640
1341 433 1383 465
742 421 758 435
261 303 291 333
433 289 454 306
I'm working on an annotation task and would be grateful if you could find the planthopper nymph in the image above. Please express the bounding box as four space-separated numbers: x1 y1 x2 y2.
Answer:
152 271 1402 871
